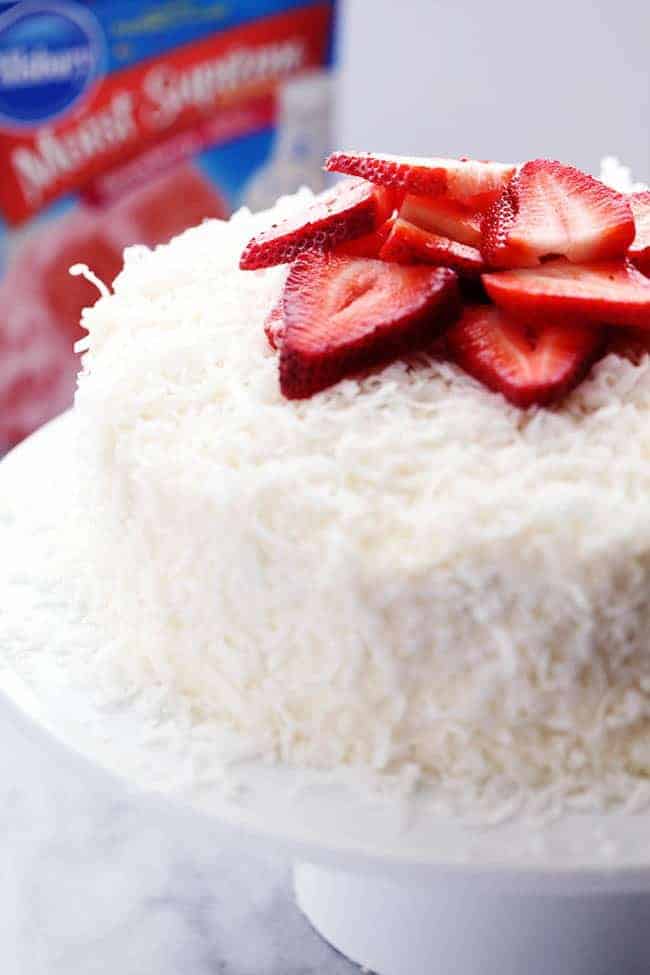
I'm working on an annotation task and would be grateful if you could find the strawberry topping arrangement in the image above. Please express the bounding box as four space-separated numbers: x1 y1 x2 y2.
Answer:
240 152 650 407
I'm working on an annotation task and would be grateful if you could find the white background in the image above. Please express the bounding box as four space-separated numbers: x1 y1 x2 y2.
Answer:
337 0 650 178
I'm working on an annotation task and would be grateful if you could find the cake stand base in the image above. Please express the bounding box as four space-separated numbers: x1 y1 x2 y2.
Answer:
7 416 650 975
294 861 650 975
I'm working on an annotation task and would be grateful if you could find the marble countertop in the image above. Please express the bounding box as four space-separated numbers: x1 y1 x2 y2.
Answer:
0 698 356 974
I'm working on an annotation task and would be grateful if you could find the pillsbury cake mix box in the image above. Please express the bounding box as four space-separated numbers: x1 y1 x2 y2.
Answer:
0 0 337 448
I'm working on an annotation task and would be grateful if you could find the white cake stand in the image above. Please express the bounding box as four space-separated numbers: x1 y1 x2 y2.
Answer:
3 414 650 975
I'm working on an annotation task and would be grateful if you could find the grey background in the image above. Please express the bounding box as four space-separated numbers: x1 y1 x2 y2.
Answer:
0 695 355 975
1 3 649 973
337 0 650 178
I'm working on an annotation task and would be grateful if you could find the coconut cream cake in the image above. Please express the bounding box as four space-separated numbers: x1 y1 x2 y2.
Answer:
70 152 650 809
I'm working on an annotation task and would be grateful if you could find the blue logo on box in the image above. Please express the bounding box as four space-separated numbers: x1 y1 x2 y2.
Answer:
0 1 104 127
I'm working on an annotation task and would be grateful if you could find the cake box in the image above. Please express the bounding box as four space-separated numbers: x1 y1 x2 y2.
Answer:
0 0 337 450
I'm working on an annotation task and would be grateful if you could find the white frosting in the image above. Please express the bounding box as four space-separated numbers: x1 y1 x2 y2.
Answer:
69 162 650 814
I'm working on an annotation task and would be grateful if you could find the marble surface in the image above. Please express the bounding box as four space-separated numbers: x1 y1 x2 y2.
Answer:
0 696 356 974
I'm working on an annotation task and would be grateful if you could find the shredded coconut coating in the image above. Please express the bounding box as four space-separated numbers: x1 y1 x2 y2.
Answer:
71 163 650 812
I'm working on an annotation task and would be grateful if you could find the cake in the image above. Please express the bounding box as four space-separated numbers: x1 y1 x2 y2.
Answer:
70 152 650 811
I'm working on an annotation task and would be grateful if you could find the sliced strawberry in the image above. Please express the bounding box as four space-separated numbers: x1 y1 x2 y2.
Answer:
264 298 285 350
380 218 485 275
399 194 483 246
279 254 460 399
481 159 635 268
325 151 446 197
629 192 650 276
447 305 604 408
483 259 650 329
325 153 515 207
333 217 395 258
239 180 395 270
458 276 490 304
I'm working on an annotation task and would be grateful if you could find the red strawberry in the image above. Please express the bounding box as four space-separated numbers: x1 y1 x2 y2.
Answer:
447 305 604 407
325 152 515 207
240 180 395 270
399 194 484 246
264 299 285 350
481 159 635 268
279 254 460 399
483 259 650 329
380 218 485 275
333 217 395 258
629 192 650 276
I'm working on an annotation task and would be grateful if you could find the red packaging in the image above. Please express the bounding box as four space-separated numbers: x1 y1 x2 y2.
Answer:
0 0 337 448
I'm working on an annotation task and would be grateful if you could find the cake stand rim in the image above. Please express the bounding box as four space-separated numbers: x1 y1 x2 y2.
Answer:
3 412 650 892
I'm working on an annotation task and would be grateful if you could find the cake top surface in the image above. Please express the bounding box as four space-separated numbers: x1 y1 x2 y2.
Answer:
77 161 650 575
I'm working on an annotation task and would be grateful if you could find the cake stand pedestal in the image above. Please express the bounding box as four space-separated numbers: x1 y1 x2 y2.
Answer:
294 862 650 975
3 414 650 975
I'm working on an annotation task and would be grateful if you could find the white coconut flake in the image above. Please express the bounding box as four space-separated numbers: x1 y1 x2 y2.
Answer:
57 160 650 818
600 156 648 193
69 262 111 298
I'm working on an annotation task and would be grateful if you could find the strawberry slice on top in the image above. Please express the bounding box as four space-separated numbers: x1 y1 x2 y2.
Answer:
332 217 395 258
447 305 604 408
380 219 485 275
239 179 395 270
481 159 635 268
483 259 650 329
629 191 650 276
325 152 515 207
399 194 483 247
264 298 285 350
279 254 460 399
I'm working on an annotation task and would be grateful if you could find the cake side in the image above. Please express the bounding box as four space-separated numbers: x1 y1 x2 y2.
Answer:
70 174 650 811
